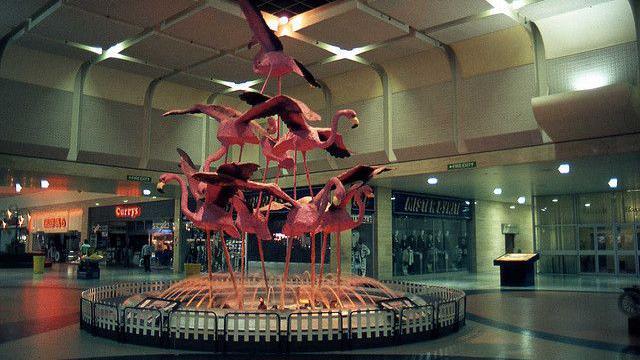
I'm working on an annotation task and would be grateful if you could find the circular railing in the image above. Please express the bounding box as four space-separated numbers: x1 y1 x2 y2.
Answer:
80 280 465 352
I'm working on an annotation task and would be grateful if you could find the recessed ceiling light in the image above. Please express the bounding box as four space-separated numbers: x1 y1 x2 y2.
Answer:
123 199 128 203
541 208 547 212
427 177 438 185
558 163 570 174
391 196 396 201
509 205 516 209
584 203 591 207
493 187 502 195
95 202 100 206
152 196 157 199
552 198 558 202
279 16 289 25
40 179 49 189
517 196 525 204
465 201 470 205
143 189 151 196
608 178 618 189
15 183 22 193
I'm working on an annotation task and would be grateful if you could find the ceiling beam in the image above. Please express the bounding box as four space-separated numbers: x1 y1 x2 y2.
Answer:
0 0 62 69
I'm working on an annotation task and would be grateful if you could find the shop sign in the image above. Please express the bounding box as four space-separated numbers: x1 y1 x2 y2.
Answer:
393 191 472 219
127 175 152 183
115 205 142 219
447 161 476 171
43 217 67 230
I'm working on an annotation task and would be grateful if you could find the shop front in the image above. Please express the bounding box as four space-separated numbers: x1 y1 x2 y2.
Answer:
89 200 175 267
392 191 473 277
29 208 83 262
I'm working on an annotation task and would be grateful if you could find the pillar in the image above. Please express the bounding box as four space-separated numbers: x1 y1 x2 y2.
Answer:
374 186 393 280
172 197 185 273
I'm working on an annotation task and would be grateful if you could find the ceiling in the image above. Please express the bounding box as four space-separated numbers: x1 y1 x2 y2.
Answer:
2 0 629 94
372 152 640 205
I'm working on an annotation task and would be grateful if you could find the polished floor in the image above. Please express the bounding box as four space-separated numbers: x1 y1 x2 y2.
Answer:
0 264 639 359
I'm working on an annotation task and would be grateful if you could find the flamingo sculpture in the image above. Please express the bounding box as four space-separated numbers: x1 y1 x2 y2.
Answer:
239 91 359 198
258 177 345 307
162 104 268 167
237 0 320 91
317 184 374 285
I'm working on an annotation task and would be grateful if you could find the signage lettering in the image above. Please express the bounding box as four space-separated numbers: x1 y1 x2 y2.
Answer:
115 205 142 219
43 217 67 229
393 192 471 219
447 161 476 171
127 175 152 183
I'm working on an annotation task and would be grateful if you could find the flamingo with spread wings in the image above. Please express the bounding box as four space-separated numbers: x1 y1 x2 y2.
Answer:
238 0 320 90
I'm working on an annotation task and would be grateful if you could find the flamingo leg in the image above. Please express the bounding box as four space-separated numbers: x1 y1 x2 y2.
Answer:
293 150 297 200
336 232 341 285
260 65 273 94
302 152 313 197
206 230 212 308
203 147 227 172
254 158 271 213
319 232 327 286
240 232 245 284
265 170 281 222
257 236 269 290
281 235 294 308
224 148 229 164
310 232 316 286
219 231 240 309
238 144 244 163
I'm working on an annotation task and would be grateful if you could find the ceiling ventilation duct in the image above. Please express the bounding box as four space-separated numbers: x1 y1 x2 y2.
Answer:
531 83 640 142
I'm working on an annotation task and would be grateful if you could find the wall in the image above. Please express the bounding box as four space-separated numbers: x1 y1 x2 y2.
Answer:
474 200 534 273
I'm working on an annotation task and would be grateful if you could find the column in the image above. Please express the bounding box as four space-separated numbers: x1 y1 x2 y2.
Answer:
374 186 393 280
172 198 185 274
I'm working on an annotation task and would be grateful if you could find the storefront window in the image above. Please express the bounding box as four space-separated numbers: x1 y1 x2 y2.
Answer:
392 192 471 276
577 193 612 224
535 195 575 226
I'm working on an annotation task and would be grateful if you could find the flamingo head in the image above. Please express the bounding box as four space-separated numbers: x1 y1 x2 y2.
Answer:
156 175 170 193
341 109 359 129
266 117 278 134
361 185 374 199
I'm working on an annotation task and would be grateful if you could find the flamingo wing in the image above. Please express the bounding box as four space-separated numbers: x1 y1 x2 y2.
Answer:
337 165 392 184
163 104 241 122
317 129 352 158
205 185 238 208
292 59 321 88
176 148 204 200
236 95 315 132
217 162 260 180
237 0 283 52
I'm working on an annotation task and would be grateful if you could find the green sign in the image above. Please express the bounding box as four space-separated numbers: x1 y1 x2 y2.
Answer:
447 161 476 171
127 175 152 183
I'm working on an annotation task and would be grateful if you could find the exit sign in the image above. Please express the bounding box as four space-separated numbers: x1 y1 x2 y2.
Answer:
127 175 152 183
447 161 476 170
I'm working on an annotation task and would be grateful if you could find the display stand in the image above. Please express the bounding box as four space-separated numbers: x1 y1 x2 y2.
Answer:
493 253 539 286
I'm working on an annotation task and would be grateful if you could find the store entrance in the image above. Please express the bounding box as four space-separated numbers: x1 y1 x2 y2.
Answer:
578 224 638 275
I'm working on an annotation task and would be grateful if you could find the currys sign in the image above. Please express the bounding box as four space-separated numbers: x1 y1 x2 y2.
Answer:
44 217 67 230
115 205 142 219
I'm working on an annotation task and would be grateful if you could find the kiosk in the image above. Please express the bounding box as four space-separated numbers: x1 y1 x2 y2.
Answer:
494 253 539 286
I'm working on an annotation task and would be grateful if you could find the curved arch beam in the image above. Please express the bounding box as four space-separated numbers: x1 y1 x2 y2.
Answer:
369 63 397 163
441 45 467 154
629 0 640 85
67 61 92 161
138 78 161 168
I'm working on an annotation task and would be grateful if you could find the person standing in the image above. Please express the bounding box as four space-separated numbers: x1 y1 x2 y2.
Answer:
141 243 153 272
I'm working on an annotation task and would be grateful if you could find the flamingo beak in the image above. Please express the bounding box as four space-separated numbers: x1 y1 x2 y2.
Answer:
156 181 166 193
350 116 360 129
331 195 340 206
366 191 374 199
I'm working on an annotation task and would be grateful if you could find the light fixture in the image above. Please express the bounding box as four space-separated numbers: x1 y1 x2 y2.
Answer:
608 178 618 189
15 183 22 193
279 16 289 25
391 196 396 201
427 177 438 185
517 196 526 204
40 179 49 189
584 203 591 207
143 189 151 196
509 205 516 209
552 198 559 203
123 199 128 203
493 187 502 195
95 202 100 206
558 163 570 174
573 72 608 91
465 201 470 205
152 196 157 199
541 207 547 212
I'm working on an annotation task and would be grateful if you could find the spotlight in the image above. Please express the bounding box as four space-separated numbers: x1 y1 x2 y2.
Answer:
608 178 618 189
279 16 289 25
465 201 470 205
493 188 502 195
15 183 22 193
143 189 151 196
509 205 516 209
558 163 570 174
40 179 49 189
552 198 559 203
427 177 438 185
123 199 128 203
584 203 591 207
391 196 396 201
517 196 525 204
152 196 157 199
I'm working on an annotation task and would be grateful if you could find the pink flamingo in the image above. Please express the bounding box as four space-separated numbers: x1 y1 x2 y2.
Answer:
337 165 394 185
162 104 268 167
238 92 359 198
317 185 374 285
238 0 320 91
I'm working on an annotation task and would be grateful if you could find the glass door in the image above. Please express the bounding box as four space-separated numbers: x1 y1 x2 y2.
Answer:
616 224 637 275
595 225 615 274
578 225 596 273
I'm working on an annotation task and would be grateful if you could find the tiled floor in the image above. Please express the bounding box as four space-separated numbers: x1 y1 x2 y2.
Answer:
1 264 639 359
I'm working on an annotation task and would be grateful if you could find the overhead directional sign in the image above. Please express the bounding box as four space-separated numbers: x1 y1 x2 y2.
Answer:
127 175 152 183
447 161 476 171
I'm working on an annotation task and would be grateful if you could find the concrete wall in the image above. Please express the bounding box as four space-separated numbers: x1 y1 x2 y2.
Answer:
473 200 534 273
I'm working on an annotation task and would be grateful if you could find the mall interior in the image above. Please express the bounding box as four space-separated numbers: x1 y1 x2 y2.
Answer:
0 0 639 359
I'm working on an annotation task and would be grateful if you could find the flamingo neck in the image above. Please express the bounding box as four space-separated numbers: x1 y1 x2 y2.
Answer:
352 189 367 227
319 110 352 149
164 174 196 220
314 177 345 210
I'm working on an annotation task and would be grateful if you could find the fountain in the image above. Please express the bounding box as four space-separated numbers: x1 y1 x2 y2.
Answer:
79 0 465 352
